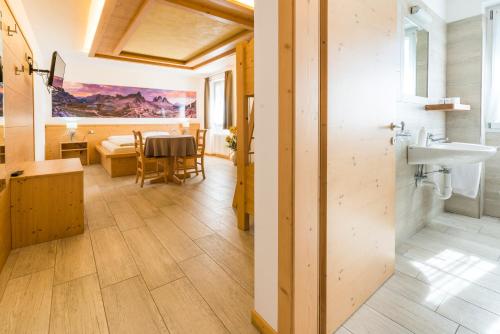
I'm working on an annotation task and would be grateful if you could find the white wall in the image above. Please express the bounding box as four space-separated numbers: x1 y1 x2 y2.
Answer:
447 0 482 22
423 0 448 20
254 0 278 329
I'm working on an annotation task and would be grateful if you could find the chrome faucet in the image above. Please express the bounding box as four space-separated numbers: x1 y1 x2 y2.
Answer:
427 133 449 146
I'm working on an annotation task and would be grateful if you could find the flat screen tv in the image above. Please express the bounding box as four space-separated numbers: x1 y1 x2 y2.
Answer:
48 52 66 89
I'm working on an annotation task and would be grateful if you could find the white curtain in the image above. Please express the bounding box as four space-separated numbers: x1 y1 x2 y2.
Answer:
210 79 225 130
486 7 500 125
205 74 231 156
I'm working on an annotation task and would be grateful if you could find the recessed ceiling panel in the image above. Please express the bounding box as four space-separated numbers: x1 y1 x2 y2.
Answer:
123 1 245 61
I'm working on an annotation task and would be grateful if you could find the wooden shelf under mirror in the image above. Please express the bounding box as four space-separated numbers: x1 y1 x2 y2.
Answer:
425 103 471 112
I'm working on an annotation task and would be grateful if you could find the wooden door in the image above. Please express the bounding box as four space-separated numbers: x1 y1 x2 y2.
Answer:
324 0 398 331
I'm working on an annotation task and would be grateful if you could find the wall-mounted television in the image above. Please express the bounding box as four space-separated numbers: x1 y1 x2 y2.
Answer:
48 52 66 89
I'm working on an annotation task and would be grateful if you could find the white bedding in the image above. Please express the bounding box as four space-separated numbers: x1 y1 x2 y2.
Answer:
101 140 136 154
107 131 170 147
107 135 134 147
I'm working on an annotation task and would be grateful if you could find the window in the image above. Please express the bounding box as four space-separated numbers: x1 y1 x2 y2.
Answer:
210 78 225 130
486 6 500 129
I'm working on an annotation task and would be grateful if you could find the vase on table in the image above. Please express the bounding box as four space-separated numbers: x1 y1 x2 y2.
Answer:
230 151 237 166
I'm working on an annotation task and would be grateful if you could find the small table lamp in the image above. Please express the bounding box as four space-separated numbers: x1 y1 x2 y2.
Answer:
66 122 78 141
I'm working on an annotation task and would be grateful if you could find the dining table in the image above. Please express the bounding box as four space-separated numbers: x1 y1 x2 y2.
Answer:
144 134 197 184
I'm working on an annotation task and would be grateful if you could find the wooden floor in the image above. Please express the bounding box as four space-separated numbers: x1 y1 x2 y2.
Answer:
0 156 258 334
337 212 500 334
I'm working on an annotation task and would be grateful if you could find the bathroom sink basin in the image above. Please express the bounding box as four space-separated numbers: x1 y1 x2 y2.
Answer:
408 142 497 166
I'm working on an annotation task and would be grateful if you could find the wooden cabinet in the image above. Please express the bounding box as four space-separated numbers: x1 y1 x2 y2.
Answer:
60 141 89 165
10 159 84 248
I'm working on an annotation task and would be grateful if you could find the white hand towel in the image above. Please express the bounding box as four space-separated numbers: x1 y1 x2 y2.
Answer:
451 163 482 199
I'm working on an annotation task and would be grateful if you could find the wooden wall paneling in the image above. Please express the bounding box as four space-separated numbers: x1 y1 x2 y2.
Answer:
0 169 10 271
294 0 320 332
278 0 294 332
2 76 34 127
325 0 398 332
45 123 200 164
4 125 34 164
0 0 36 274
1 0 35 166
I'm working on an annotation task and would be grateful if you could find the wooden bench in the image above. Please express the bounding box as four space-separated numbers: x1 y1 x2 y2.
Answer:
96 144 138 178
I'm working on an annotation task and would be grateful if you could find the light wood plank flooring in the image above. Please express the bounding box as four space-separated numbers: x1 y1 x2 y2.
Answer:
337 212 500 334
0 157 257 334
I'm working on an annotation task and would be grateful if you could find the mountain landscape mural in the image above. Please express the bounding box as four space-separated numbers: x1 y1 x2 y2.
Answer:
52 80 196 118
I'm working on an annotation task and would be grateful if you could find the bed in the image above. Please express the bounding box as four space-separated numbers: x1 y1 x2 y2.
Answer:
96 132 169 177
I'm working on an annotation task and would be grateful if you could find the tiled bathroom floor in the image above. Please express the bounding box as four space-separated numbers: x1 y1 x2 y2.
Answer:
338 213 500 334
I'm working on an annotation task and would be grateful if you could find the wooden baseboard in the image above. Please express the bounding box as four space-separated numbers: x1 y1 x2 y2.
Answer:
251 310 277 334
205 153 230 160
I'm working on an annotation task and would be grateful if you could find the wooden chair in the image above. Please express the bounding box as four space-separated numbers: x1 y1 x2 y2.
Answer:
133 130 166 187
176 129 208 182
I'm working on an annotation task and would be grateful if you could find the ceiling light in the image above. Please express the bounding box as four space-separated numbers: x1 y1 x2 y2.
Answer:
83 0 105 53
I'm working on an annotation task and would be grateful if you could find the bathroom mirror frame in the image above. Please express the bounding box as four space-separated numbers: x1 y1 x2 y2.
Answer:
400 11 430 103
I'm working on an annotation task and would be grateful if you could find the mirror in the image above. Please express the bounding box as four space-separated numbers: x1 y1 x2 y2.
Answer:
403 17 429 98
0 11 4 165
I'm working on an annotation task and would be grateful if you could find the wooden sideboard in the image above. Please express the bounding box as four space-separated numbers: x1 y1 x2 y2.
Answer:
10 159 84 248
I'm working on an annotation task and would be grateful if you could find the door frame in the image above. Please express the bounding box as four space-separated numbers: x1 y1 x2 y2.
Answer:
278 0 326 332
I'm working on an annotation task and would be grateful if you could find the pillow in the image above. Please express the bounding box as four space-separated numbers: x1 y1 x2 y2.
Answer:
107 135 135 147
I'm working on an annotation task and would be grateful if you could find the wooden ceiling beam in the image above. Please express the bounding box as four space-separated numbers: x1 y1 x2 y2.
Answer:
112 0 156 56
191 49 236 69
161 0 254 30
89 0 119 57
186 29 252 66
95 53 191 69
119 51 187 65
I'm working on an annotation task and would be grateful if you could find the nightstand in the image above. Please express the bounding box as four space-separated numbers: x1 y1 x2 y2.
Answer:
60 141 89 165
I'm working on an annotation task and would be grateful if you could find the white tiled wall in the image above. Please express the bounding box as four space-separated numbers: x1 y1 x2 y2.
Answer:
395 0 447 243
445 15 484 218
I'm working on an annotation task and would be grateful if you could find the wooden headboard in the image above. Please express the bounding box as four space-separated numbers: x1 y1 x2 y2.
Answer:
45 123 201 164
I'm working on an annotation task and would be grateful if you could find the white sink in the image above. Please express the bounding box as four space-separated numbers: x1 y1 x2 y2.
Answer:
408 142 497 166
